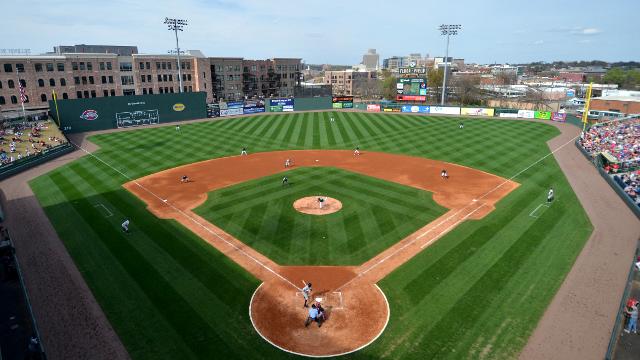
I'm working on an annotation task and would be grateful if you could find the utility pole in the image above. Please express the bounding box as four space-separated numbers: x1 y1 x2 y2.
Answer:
439 24 462 105
164 17 188 93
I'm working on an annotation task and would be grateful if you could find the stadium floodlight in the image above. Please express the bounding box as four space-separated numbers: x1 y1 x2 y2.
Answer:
438 24 462 105
164 17 188 93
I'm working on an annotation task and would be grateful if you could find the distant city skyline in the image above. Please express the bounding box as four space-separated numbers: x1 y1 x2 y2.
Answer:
4 0 639 65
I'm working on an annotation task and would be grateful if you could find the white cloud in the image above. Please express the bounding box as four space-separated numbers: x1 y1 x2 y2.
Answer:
533 40 544 45
571 27 602 35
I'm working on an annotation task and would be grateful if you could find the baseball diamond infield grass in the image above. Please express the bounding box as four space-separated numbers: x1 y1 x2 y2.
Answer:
193 167 447 265
30 112 592 359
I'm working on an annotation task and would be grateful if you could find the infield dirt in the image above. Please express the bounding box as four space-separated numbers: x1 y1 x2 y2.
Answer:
124 149 517 356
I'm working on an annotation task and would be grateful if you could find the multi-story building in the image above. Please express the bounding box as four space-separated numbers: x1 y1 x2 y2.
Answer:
324 70 377 96
362 49 379 71
53 44 138 56
0 46 302 111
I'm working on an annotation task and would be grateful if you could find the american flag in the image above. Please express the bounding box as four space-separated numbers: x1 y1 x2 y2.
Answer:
18 78 28 104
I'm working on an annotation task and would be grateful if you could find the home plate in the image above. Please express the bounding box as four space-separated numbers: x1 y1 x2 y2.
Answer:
315 297 323 302
315 160 319 162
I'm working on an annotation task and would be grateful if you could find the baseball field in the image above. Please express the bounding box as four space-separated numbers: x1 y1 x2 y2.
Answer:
29 111 592 359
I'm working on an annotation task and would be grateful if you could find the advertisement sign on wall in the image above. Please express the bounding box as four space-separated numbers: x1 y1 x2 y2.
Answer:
220 101 244 117
401 105 430 113
270 98 294 112
430 106 461 115
534 111 552 120
517 110 535 119
382 107 401 112
567 89 575 97
499 112 519 118
332 96 354 109
551 112 567 122
460 107 495 116
243 100 265 114
366 104 381 112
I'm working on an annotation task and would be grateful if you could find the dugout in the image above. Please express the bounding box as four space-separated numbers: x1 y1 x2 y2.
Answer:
48 92 207 133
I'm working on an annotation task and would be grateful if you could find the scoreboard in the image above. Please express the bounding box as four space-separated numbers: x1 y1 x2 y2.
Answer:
396 78 427 101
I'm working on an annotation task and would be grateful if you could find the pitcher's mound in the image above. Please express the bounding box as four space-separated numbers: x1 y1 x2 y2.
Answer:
293 196 342 215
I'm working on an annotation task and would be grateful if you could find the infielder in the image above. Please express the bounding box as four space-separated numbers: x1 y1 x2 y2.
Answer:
241 147 248 156
285 158 291 168
121 218 130 233
354 146 360 156
547 187 554 203
282 176 289 186
181 175 190 183
441 169 449 179
302 282 312 307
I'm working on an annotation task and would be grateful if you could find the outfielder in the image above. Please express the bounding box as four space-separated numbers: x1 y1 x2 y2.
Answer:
282 176 289 186
354 146 360 156
121 218 130 233
547 187 554 203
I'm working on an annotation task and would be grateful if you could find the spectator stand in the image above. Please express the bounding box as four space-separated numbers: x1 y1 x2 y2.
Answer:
0 226 46 359
606 243 640 360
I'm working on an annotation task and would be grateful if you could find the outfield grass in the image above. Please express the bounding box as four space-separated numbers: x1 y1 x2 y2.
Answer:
194 167 447 265
30 112 592 359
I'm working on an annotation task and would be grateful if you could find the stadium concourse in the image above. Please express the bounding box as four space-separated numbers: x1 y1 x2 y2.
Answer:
0 111 638 359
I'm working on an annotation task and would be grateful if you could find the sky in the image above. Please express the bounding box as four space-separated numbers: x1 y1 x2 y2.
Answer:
5 0 639 65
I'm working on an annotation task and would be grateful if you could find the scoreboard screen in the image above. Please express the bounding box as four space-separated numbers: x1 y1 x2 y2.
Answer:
396 78 427 101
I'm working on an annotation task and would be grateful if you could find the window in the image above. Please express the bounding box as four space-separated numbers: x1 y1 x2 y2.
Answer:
120 75 134 85
106 62 112 70
46 63 54 72
156 62 161 69
74 77 80 85
163 74 167 81
90 90 96 98
203 71 206 79
162 62 166 70
81 76 87 85
170 87 174 93
11 95 17 104
146 62 150 69
188 86 192 92
141 75 146 83
49 78 55 86
159 87 164 94
4 64 12 72
188 63 192 70
57 63 64 71
89 76 94 84
79 62 85 70
0 96 4 105
119 62 132 72
167 62 172 70
0 80 2 89
251 65 257 71
110 89 115 96
99 62 105 70
101 76 107 84
183 63 187 70
157 74 162 82
164 87 169 93
76 91 82 98
87 62 92 70
83 90 89 98
62 93 68 99
187 74 191 81
40 94 47 102
142 88 147 94
168 74 172 81
148 88 153 94
35 63 43 72
16 63 24 72
19 79 26 87
139 62 144 69
182 74 186 81
147 75 151 82
8 80 14 88
60 78 66 86
108 76 113 84
184 86 187 92
103 90 108 97
72 62 78 70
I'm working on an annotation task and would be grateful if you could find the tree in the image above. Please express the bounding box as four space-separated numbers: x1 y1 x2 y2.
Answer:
353 78 382 99
382 74 397 101
427 68 444 103
452 75 481 106
603 68 626 87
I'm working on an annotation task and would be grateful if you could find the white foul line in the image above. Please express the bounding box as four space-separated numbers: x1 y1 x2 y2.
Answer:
94 203 113 218
69 140 300 291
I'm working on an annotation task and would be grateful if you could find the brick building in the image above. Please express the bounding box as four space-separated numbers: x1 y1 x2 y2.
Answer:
590 96 640 115
0 46 302 112
324 70 377 96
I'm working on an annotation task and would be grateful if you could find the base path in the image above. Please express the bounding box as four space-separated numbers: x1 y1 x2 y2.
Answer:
125 150 517 356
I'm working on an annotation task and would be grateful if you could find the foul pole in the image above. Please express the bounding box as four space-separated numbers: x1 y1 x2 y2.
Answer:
52 90 62 130
581 82 593 131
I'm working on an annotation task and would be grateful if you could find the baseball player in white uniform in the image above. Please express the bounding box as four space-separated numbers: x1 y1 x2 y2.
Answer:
302 283 312 307
121 218 130 233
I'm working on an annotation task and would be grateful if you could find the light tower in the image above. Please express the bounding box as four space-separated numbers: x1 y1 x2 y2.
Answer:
439 24 462 105
164 17 188 93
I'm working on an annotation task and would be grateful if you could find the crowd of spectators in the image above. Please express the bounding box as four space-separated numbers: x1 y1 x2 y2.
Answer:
579 118 640 171
0 121 66 166
614 171 640 208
